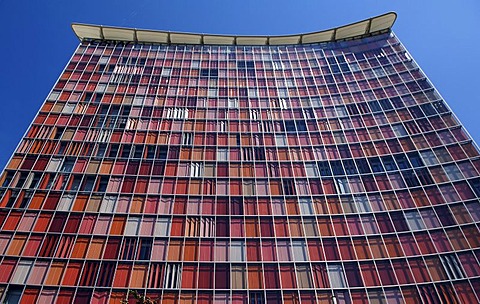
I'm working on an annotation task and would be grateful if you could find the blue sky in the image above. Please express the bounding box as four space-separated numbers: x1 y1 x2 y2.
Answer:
0 1 479 169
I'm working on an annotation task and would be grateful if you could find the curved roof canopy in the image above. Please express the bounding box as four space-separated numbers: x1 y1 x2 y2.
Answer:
72 12 396 46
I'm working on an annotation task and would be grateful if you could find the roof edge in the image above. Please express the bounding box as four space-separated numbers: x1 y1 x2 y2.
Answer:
71 12 397 46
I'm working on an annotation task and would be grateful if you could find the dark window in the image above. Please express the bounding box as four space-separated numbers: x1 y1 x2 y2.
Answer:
408 152 423 167
415 168 433 185
469 178 480 197
355 159 371 174
138 239 152 260
369 157 384 173
121 105 132 116
158 146 168 159
381 156 397 171
122 238 137 260
285 121 296 132
254 148 266 161
330 161 345 175
133 145 144 158
295 121 307 132
97 176 109 192
108 144 119 158
249 292 265 304
368 100 382 112
343 160 357 175
200 69 218 77
1 171 14 187
19 190 33 208
394 154 411 170
402 170 420 187
96 144 107 157
61 158 75 172
379 99 393 111
121 145 132 158
432 100 449 113
82 176 96 192
84 92 93 101
421 103 436 116
237 61 255 69
282 180 295 195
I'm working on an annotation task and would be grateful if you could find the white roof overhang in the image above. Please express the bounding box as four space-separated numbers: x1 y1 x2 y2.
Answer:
71 12 396 46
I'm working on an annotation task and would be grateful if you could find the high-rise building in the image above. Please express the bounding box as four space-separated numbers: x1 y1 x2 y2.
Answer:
1 12 479 303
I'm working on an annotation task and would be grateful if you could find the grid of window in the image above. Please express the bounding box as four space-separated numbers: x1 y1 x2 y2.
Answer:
0 31 479 303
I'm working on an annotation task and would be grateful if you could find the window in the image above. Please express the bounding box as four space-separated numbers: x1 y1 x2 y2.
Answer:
230 241 246 262
228 98 238 108
182 133 193 146
275 135 287 146
60 158 75 172
62 103 75 114
96 144 107 157
405 210 425 230
161 68 171 76
292 240 308 261
81 176 96 192
99 196 116 213
231 265 246 289
249 292 265 304
125 217 140 235
282 180 295 195
304 163 318 177
327 264 347 288
208 88 218 97
296 265 313 288
186 217 214 237
440 254 465 280
200 68 218 77
57 194 75 211
381 156 397 171
249 109 259 120
46 158 62 172
354 195 371 213
138 239 152 260
299 199 314 215
443 164 463 181
242 148 253 161
166 108 188 119
189 163 203 177
336 178 351 194
273 61 283 70
155 218 171 237
164 263 181 289
335 106 348 117
11 260 33 284
217 148 228 161
402 170 420 187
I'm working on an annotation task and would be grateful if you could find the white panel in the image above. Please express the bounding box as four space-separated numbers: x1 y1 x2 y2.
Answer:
203 35 235 45
269 36 300 45
370 13 397 32
170 33 201 44
236 37 268 45
137 30 169 44
102 28 135 41
335 20 369 40
72 24 102 40
302 30 334 43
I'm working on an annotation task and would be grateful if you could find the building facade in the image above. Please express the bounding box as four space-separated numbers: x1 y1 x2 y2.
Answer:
1 12 479 303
